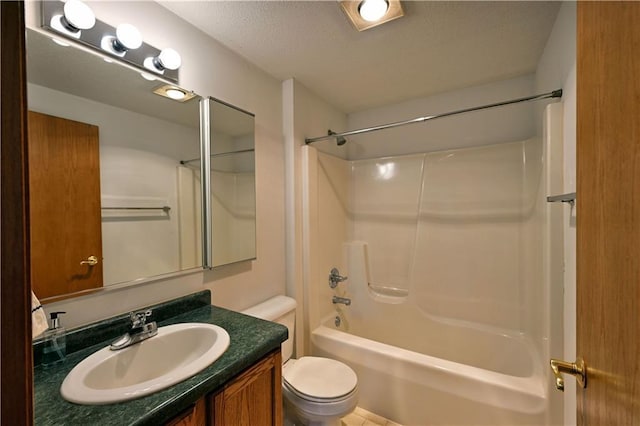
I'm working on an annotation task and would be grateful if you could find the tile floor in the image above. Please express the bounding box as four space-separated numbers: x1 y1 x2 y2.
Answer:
341 407 402 426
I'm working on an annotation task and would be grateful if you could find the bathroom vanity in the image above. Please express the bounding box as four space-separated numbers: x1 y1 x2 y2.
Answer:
33 291 287 425
167 350 282 426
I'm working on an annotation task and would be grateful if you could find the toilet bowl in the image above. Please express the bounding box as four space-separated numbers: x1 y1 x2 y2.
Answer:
243 296 358 426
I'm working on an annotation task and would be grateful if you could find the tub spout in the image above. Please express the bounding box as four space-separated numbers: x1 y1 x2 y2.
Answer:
332 296 351 306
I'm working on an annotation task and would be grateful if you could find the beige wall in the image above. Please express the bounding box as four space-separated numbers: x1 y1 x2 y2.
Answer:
283 79 347 355
27 1 285 327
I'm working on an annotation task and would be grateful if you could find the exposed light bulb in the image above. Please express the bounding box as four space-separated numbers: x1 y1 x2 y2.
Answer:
101 24 142 57
115 23 142 50
358 0 389 22
63 0 95 30
144 48 182 74
157 48 181 70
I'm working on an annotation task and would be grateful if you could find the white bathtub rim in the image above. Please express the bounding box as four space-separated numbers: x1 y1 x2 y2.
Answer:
311 324 547 415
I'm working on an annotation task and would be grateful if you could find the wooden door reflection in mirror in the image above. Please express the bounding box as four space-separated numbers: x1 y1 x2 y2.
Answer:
26 28 203 301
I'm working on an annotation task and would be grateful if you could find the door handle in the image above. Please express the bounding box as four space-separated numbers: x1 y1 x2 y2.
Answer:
80 255 98 266
550 357 587 391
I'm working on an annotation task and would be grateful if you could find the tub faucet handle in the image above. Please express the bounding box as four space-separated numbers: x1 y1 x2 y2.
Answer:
329 268 348 288
332 296 351 306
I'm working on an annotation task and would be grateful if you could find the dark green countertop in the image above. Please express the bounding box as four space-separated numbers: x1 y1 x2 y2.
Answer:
34 302 287 425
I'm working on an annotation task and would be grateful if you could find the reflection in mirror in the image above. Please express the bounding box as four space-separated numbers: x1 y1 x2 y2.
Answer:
207 98 256 267
26 29 202 301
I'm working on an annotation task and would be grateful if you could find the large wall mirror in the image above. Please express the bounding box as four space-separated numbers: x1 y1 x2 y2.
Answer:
26 29 203 301
205 98 256 268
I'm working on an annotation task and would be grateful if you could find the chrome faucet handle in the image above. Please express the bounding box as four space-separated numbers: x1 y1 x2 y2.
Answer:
130 309 152 328
329 268 348 289
332 295 352 306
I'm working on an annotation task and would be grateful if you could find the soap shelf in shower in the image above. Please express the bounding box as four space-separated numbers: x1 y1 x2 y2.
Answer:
368 283 409 305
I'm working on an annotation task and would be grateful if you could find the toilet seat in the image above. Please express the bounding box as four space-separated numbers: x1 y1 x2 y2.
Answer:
283 356 358 401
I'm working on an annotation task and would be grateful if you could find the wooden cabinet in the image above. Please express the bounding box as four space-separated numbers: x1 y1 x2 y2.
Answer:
166 397 206 426
166 350 282 426
210 350 282 426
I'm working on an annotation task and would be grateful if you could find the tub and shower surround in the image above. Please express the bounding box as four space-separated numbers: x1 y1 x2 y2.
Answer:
303 134 554 425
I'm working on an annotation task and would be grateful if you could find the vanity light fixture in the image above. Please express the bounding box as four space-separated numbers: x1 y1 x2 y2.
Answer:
49 0 95 39
340 0 404 32
152 84 197 103
143 48 182 75
41 0 181 83
101 23 143 57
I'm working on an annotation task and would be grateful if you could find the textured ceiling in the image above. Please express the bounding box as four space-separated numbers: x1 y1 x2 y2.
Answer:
159 1 561 113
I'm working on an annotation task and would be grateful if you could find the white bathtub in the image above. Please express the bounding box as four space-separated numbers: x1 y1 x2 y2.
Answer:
311 314 548 425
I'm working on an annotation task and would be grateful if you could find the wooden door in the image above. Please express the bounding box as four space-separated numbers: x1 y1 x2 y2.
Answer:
577 2 640 424
1 1 34 424
27 111 103 300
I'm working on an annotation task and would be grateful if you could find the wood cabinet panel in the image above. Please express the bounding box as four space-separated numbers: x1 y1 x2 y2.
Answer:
165 350 282 426
211 350 282 426
165 397 206 426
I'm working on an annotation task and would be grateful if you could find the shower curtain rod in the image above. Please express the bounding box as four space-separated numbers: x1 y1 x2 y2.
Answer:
304 89 563 144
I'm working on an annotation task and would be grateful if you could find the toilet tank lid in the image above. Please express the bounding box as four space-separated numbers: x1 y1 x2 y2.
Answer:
242 295 296 321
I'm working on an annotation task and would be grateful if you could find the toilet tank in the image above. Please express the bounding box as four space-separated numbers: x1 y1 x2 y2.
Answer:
242 295 296 362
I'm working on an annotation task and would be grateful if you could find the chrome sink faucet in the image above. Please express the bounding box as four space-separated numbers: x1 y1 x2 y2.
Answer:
110 309 158 351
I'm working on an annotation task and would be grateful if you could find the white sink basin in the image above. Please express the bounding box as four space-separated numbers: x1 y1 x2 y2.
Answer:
60 323 230 405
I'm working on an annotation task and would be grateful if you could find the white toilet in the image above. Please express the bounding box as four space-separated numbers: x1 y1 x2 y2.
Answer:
243 295 358 426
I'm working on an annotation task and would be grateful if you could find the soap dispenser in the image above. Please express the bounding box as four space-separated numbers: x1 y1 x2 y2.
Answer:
42 311 67 367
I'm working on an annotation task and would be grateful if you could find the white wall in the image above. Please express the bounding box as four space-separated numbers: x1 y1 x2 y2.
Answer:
535 3 577 425
26 1 285 327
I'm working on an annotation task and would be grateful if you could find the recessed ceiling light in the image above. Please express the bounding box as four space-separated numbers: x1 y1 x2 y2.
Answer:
359 0 389 22
340 0 404 32
152 84 197 102
166 88 186 100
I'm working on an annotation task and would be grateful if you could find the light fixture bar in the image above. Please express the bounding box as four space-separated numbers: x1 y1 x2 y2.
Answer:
41 0 180 83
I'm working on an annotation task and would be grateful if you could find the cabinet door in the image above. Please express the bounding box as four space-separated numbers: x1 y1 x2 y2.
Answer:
211 350 282 426
165 397 206 426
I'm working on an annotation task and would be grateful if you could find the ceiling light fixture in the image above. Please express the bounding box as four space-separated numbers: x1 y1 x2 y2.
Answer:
358 0 389 22
101 23 143 57
152 84 197 103
143 48 182 75
49 0 95 39
340 0 404 32
166 88 187 100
